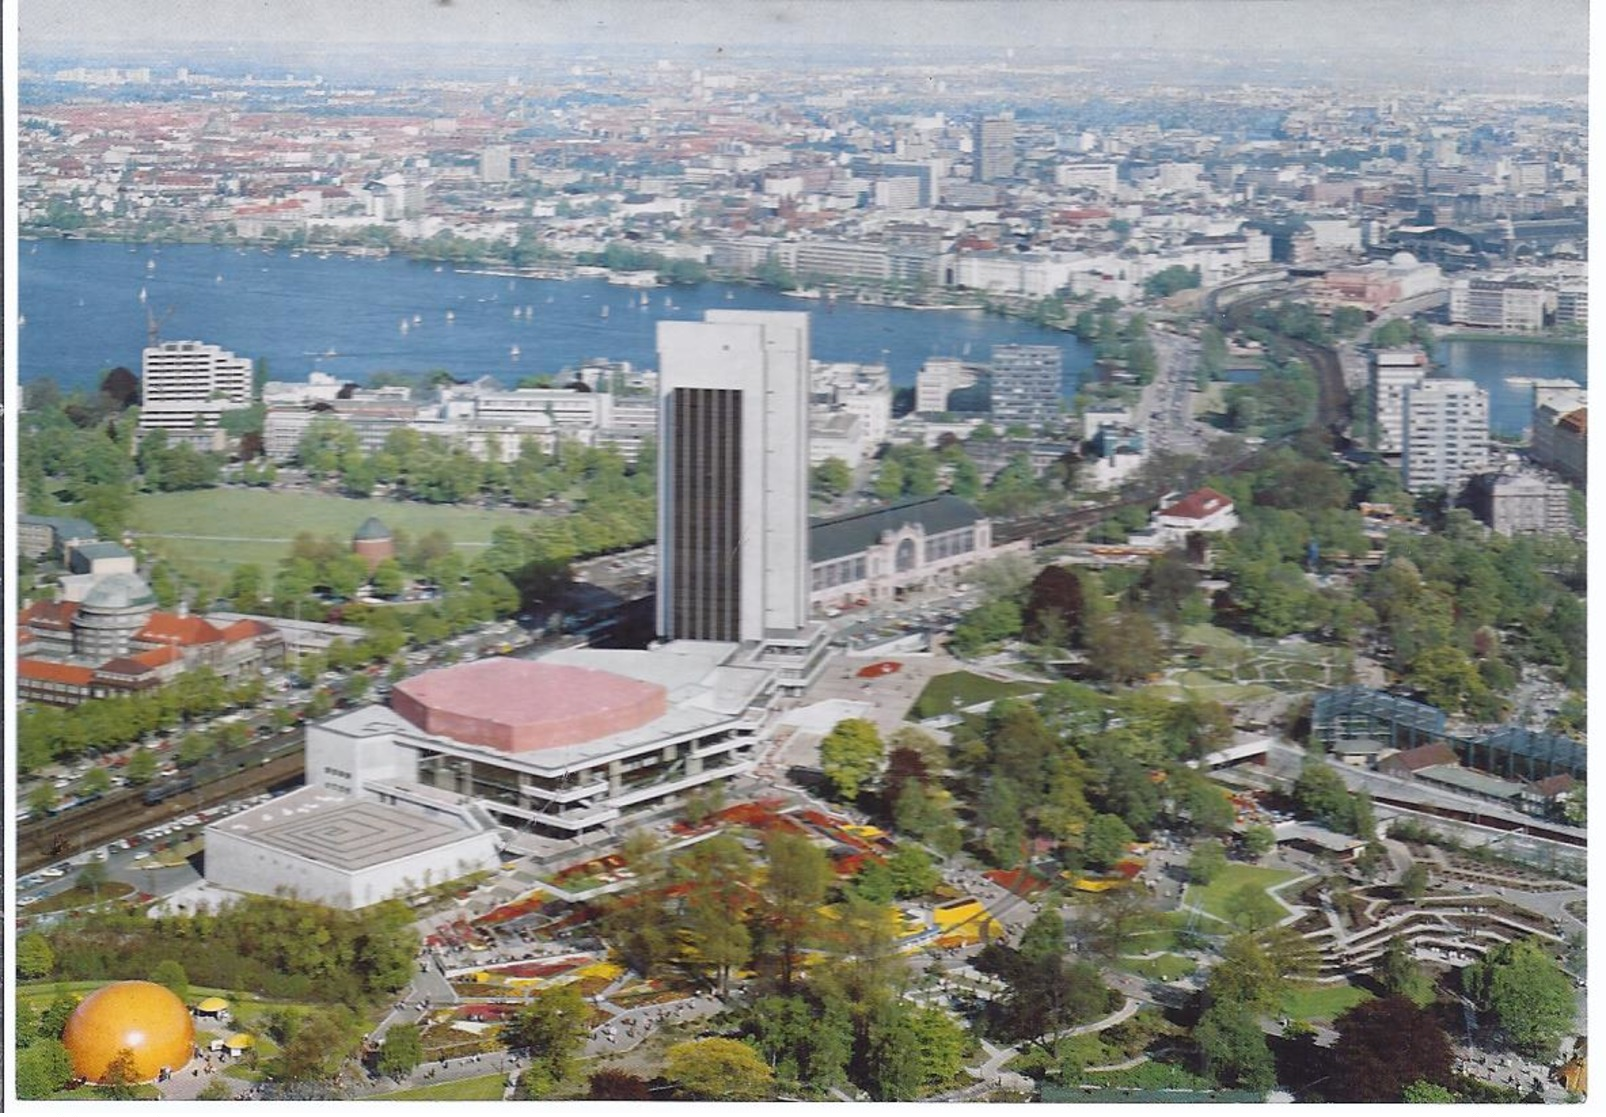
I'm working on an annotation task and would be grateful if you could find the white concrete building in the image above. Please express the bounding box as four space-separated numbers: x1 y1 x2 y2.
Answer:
203 785 501 910
1370 349 1430 454
1402 379 1489 495
139 340 253 438
916 358 977 414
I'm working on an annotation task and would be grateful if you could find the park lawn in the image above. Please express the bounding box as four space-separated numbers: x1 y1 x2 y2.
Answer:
1182 864 1299 924
374 1073 507 1101
1278 981 1373 1023
908 671 1040 721
27 881 136 914
1124 910 1197 953
1120 953 1196 982
128 490 530 577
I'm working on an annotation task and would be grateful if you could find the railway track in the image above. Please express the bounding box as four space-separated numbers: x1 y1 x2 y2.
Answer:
17 750 307 875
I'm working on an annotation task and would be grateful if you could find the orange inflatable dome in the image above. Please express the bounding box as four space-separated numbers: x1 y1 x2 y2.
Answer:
63 981 194 1083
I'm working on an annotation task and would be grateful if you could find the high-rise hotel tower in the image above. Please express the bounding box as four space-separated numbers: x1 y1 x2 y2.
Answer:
656 310 811 644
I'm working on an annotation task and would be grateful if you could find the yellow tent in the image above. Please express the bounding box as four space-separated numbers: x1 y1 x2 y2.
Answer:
195 997 230 1015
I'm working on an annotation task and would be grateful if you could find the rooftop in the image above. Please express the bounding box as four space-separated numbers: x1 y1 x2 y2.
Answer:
810 494 982 563
207 786 478 870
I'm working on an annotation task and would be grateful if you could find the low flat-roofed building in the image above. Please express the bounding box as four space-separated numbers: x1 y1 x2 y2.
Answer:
204 785 501 909
304 642 775 839
1413 764 1526 803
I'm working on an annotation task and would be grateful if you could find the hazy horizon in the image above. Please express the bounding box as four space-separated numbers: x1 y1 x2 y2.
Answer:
21 0 1589 62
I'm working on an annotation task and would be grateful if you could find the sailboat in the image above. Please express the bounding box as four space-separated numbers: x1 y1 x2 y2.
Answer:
510 344 521 359
601 305 610 319
400 318 410 334
138 286 148 302
446 310 455 323
215 274 224 284
412 314 422 325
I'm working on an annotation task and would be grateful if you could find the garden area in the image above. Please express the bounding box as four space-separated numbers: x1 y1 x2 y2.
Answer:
1147 625 1353 704
1182 863 1300 925
908 670 1041 721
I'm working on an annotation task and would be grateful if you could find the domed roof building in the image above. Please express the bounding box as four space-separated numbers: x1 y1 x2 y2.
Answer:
62 981 195 1083
72 572 158 661
351 516 396 570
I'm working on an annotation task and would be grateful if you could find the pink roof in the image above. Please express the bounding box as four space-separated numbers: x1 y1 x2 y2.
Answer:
391 659 667 754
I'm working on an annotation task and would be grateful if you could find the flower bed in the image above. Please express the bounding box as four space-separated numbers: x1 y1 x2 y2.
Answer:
857 660 903 678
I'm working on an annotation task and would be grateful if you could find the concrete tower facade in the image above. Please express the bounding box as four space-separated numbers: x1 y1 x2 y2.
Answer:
656 310 810 644
1402 378 1489 495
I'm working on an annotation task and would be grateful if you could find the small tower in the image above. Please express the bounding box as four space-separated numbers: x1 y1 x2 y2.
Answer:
351 516 395 571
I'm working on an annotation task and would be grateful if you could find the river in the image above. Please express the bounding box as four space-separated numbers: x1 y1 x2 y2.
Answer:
1431 338 1587 437
18 239 1093 396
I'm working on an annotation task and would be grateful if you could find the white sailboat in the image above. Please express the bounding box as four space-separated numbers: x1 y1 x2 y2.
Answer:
510 344 521 359
601 305 610 319
446 310 455 323
138 286 147 302
400 318 410 334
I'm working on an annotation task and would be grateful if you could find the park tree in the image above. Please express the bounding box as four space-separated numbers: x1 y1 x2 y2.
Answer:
376 1023 423 1079
151 959 190 1002
811 457 853 499
267 1008 359 1085
1463 938 1578 1057
16 1040 75 1100
1195 1000 1276 1091
746 994 852 1094
1084 608 1162 685
886 844 941 898
819 718 885 802
759 830 833 989
1374 936 1436 1007
17 933 55 979
1207 928 1316 1013
1402 1081 1457 1103
1078 883 1162 962
1188 838 1228 884
507 984 588 1095
1399 861 1430 900
665 1038 774 1101
973 940 1112 1052
1023 565 1087 647
1222 884 1285 933
588 1070 652 1100
126 747 158 785
1242 825 1276 861
1083 813 1136 871
1291 754 1354 832
1329 996 1454 1103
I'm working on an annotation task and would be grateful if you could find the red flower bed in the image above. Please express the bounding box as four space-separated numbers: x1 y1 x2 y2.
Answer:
857 660 902 678
984 867 1050 897
454 1003 516 1021
1114 859 1144 879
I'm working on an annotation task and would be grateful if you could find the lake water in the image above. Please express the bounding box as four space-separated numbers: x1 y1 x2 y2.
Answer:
1433 338 1587 437
18 239 1093 395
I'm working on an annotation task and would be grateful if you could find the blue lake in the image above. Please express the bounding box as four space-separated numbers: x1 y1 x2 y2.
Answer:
19 239 1093 395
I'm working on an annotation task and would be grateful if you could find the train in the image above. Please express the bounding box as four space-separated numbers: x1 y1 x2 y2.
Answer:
142 775 196 806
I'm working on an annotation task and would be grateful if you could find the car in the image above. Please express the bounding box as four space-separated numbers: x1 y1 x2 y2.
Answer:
39 867 66 878
132 851 149 861
19 895 41 907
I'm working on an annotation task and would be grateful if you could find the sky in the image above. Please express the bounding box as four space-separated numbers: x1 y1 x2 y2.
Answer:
19 0 1590 59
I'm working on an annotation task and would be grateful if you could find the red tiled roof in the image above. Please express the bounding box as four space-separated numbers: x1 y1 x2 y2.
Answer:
18 658 96 686
1159 487 1234 521
1385 742 1459 772
135 613 224 647
1533 773 1576 798
133 646 184 668
1559 407 1586 434
219 618 276 642
21 600 79 630
95 657 159 678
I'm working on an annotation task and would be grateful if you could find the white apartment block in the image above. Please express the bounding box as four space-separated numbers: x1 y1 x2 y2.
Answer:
139 340 253 434
1402 379 1489 495
1054 162 1120 195
1370 349 1429 454
1449 276 1555 332
916 358 976 414
812 362 891 446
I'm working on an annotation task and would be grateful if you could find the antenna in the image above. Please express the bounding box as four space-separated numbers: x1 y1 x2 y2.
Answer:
146 303 176 347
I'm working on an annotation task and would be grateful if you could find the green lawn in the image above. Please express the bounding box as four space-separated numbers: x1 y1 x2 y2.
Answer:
373 1073 506 1101
1182 864 1299 924
1278 981 1373 1023
128 489 538 577
1120 953 1196 982
908 671 1040 720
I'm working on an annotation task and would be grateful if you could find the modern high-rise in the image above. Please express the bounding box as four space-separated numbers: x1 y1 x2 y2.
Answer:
1369 348 1429 453
989 344 1063 430
139 340 254 436
657 310 810 643
480 144 512 184
1402 379 1489 495
973 115 1016 183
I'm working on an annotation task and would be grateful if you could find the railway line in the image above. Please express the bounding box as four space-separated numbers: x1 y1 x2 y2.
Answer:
17 749 306 875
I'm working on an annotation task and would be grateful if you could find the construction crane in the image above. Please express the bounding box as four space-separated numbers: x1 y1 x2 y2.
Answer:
145 303 176 347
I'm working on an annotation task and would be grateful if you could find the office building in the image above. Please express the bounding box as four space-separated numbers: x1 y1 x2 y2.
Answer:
480 144 512 184
1531 386 1586 488
138 340 254 442
1369 349 1429 454
989 344 1063 430
1449 276 1554 332
916 358 975 414
1467 471 1573 536
973 115 1016 183
657 310 810 644
1402 379 1489 494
